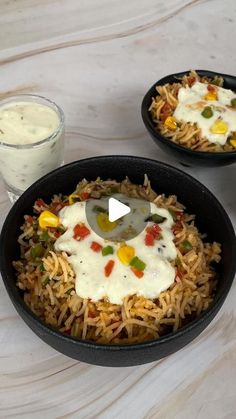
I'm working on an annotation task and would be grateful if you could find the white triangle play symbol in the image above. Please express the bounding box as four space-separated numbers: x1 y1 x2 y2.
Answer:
108 197 131 222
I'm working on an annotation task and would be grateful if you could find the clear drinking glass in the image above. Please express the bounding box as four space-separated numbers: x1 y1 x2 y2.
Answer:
0 95 65 203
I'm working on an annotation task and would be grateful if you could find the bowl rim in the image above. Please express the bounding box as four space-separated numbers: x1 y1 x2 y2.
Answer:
141 69 236 158
1 155 236 352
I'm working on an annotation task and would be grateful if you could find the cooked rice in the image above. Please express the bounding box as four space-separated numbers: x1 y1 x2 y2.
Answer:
149 70 235 152
14 177 221 344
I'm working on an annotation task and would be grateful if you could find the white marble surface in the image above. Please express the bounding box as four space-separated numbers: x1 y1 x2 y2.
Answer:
0 0 236 418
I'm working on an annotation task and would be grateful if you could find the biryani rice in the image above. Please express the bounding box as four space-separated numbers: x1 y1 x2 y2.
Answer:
14 177 221 344
149 70 235 152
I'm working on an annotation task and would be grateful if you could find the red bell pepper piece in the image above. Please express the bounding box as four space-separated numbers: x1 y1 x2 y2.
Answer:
146 224 161 238
35 199 46 208
104 260 115 277
160 103 172 122
145 232 155 246
90 241 103 252
25 215 33 225
207 84 216 93
73 224 90 240
81 192 90 200
187 76 196 87
131 267 144 279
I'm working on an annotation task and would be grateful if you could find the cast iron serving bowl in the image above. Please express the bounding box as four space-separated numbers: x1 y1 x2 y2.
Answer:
141 70 236 167
0 156 235 367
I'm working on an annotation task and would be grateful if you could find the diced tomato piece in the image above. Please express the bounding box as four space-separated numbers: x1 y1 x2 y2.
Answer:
88 310 96 318
145 232 155 246
73 224 90 240
90 241 103 252
187 76 196 87
146 223 161 238
50 202 67 214
175 211 184 221
175 268 183 282
35 199 46 208
152 223 162 237
207 84 216 93
81 192 90 200
25 215 33 225
131 267 144 279
172 221 182 235
160 102 172 122
104 260 115 277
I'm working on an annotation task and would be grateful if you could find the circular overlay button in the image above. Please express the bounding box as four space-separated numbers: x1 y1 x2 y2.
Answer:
85 193 151 242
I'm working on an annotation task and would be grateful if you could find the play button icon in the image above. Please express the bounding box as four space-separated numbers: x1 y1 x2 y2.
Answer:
108 197 131 222
85 193 151 242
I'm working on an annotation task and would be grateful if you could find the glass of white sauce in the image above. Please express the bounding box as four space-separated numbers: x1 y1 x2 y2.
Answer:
0 95 65 203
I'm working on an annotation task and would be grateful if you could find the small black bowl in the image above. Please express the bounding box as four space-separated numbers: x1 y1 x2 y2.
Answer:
0 156 235 366
141 70 236 167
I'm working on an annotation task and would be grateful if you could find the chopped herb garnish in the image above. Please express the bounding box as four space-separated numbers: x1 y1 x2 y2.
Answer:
66 287 74 295
39 262 45 272
42 276 50 287
40 230 50 242
58 227 66 233
175 256 182 267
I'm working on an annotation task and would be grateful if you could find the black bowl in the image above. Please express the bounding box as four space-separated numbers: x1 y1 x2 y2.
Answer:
141 70 236 167
0 156 235 366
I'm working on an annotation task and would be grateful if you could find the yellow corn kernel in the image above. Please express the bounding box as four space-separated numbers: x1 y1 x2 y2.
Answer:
164 116 177 131
38 210 60 229
68 194 80 205
210 120 228 134
96 213 117 232
204 92 218 101
230 139 236 149
117 245 135 265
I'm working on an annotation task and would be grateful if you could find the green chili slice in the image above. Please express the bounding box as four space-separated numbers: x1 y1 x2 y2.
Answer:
211 76 223 86
31 244 44 259
145 213 166 224
168 209 177 221
201 106 213 119
180 240 193 252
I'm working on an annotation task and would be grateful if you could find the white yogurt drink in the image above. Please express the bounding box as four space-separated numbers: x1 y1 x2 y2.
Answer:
0 95 65 202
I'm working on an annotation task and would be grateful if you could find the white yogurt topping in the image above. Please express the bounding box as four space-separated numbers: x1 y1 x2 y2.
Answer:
0 101 60 145
174 82 236 145
55 201 177 305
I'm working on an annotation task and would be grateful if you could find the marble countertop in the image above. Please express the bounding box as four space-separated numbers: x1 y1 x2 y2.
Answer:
0 0 236 417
